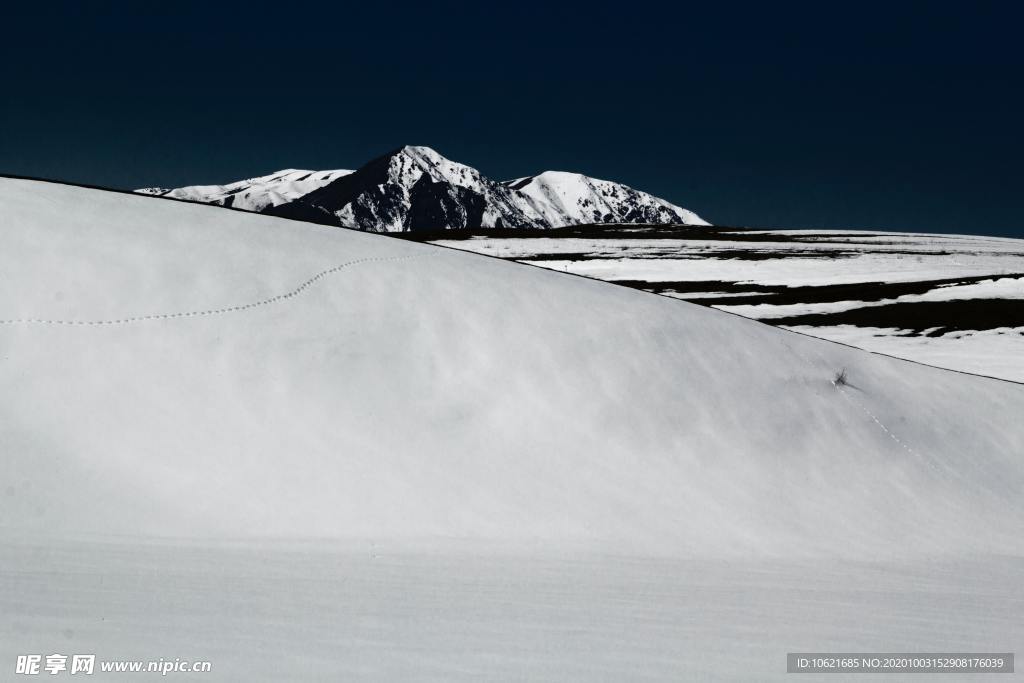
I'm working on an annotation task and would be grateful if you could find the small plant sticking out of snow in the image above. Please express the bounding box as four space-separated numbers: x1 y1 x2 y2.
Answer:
833 368 849 387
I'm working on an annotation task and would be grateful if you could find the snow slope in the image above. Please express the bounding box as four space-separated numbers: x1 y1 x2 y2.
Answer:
2 178 1023 681
507 170 706 226
139 168 353 211
137 146 708 231
422 226 1024 381
1 177 1022 556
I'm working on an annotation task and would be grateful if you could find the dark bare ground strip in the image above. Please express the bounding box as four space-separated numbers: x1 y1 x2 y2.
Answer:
614 280 781 295
411 223 1024 253
585 278 1024 335
518 249 864 261
405 224 895 243
765 299 1024 336
611 274 1024 306
635 274 1024 307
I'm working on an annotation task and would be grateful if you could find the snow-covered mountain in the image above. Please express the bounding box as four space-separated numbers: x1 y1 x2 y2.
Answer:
506 170 703 226
137 146 707 231
138 168 353 212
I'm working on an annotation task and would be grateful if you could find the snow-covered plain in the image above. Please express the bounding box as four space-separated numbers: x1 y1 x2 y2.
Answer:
2 180 1023 680
3 541 1020 682
786 324 1024 384
423 227 1024 381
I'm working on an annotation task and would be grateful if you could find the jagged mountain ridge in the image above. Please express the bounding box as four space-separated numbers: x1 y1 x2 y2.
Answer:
137 146 707 231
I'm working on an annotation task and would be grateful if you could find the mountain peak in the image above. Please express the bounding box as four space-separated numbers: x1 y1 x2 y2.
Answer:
137 148 707 230
383 145 453 172
398 144 443 158
388 146 482 189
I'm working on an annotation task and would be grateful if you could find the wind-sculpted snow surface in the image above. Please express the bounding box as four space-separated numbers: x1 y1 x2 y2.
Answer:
137 146 707 231
2 177 1022 556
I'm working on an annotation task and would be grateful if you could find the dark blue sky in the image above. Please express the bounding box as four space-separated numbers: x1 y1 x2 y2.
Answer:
2 1 1022 236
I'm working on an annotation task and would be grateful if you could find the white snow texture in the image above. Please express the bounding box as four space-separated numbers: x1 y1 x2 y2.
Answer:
1 177 1020 556
2 178 1023 682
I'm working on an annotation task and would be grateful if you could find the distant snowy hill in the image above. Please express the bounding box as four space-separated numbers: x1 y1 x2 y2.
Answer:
137 146 707 231
506 170 701 226
138 168 353 212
